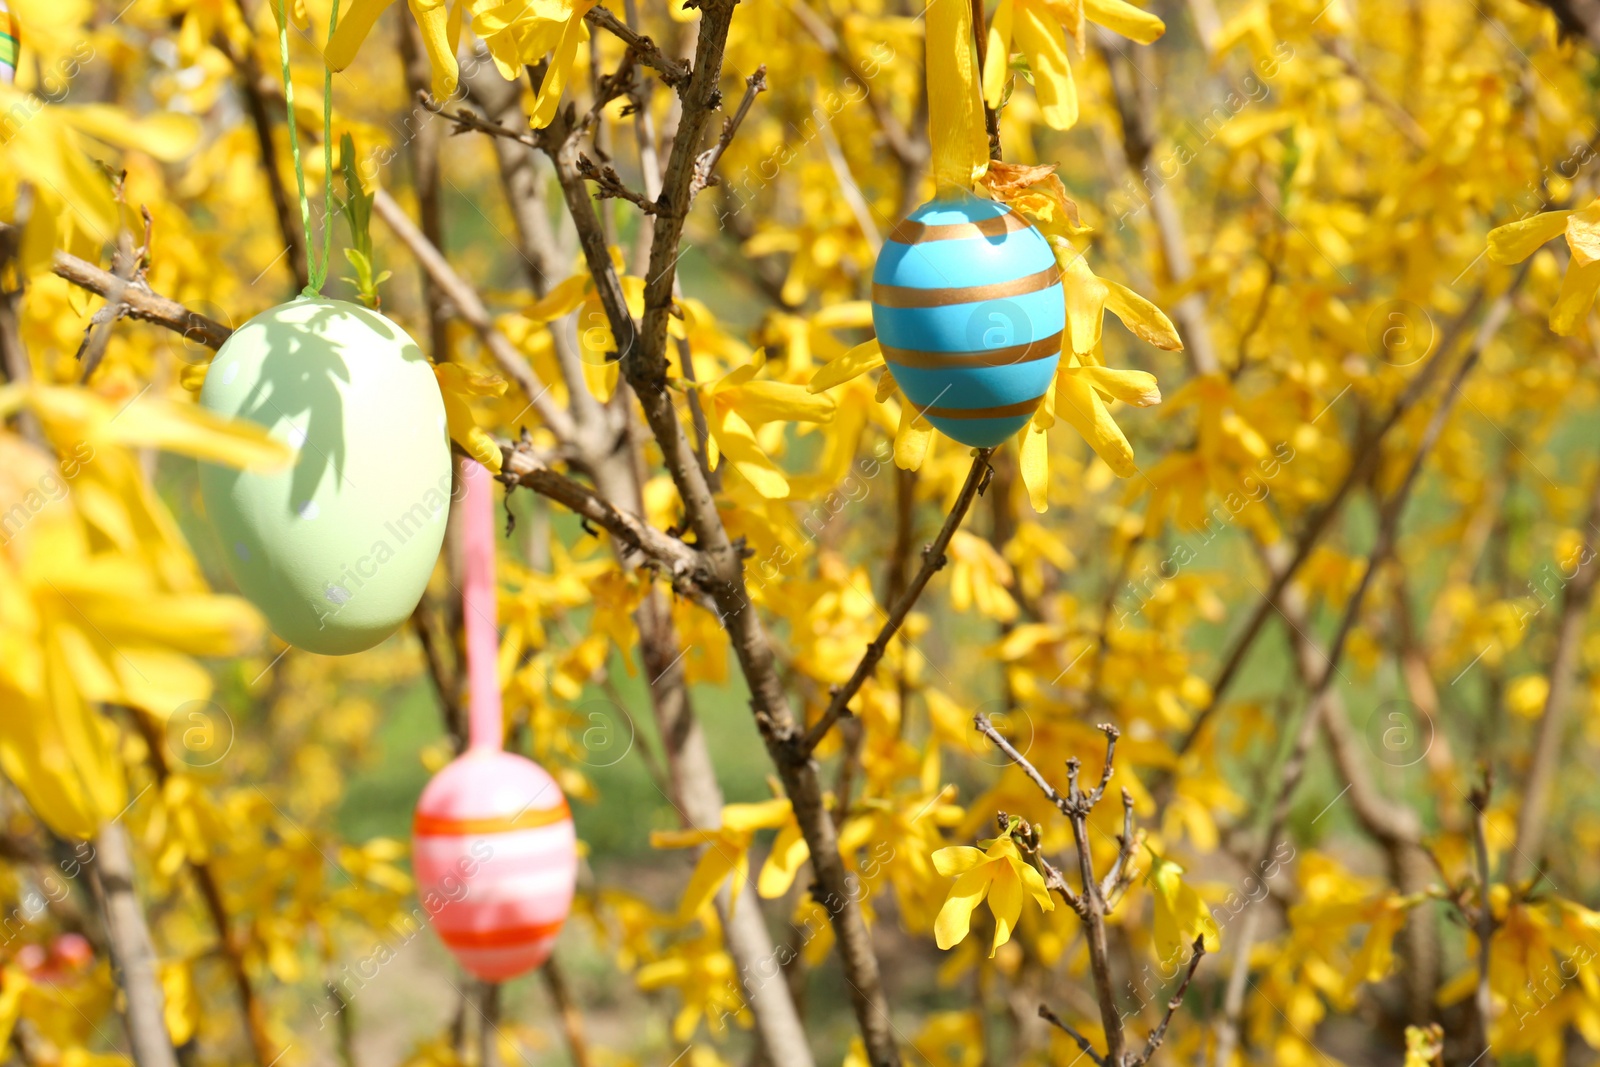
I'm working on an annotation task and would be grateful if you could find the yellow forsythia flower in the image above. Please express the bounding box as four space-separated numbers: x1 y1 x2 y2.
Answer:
931 835 1054 956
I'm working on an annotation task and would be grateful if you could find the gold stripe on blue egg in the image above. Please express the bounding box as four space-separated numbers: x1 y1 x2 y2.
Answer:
871 193 1064 448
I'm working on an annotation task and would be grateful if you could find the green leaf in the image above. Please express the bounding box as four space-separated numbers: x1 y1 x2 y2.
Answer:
337 134 384 308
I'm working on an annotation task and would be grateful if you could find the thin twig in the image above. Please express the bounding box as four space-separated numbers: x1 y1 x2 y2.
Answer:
1130 937 1207 1066
970 0 1000 158
689 65 767 198
1067 754 1126 1065
1087 725 1118 807
411 596 468 749
786 0 923 175
77 222 145 383
1099 788 1139 902
576 154 670 214
1318 37 1431 151
584 5 691 88
1167 278 1491 771
1469 771 1498 1067
973 712 1066 814
420 91 540 149
1038 1005 1107 1067
214 19 308 290
979 717 1135 1062
125 712 279 1067
400 23 453 362
541 959 592 1067
498 438 717 599
802 451 994 753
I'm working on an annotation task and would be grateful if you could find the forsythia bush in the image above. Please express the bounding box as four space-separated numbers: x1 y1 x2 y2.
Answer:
4 0 1600 1066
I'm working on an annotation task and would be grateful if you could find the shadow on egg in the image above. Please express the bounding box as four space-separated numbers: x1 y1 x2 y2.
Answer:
235 313 352 514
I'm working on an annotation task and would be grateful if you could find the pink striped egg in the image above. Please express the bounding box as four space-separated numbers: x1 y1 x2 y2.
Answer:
413 748 577 981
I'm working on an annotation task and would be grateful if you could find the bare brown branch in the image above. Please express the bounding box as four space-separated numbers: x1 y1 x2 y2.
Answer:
596 4 900 1061
1130 937 1206 1067
497 437 716 598
1038 1005 1106 1067
421 91 540 150
42 243 233 350
689 65 768 198
576 154 670 214
88 821 179 1067
1469 771 1498 1067
803 451 994 753
371 187 578 443
584 5 692 88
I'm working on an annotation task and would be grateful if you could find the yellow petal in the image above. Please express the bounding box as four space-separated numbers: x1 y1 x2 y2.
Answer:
0 967 26 1049
1146 850 1221 961
529 7 596 130
934 868 991 950
721 797 793 831
1057 371 1137 476
1487 209 1572 265
1016 855 1056 911
925 0 990 190
324 0 399 70
160 960 200 1046
875 367 900 403
810 339 885 393
1567 200 1600 266
407 0 460 98
982 0 1015 109
757 822 811 898
434 364 507 472
57 106 200 162
812 301 875 330
1103 278 1183 350
675 844 742 922
650 828 719 849
1084 0 1166 43
524 274 591 323
434 361 509 398
49 580 262 657
1060 254 1107 354
987 863 1023 955
725 380 836 424
931 846 987 876
26 387 292 471
894 399 933 470
1014 3 1078 130
1552 259 1600 336
1080 365 1161 407
708 408 790 498
1019 418 1049 513
109 647 217 715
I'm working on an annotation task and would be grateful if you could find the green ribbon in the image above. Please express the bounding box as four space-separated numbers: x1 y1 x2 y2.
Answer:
272 0 342 298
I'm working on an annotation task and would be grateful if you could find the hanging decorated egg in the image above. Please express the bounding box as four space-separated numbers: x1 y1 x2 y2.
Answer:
871 193 1064 448
0 0 18 84
413 749 577 981
197 297 450 655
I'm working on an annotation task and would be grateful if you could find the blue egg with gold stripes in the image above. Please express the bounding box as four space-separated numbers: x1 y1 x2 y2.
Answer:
871 194 1064 448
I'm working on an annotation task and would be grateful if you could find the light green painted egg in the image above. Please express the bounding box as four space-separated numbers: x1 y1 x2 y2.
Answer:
198 297 451 655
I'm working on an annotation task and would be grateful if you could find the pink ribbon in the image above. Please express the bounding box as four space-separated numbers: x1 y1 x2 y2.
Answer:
460 458 502 752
